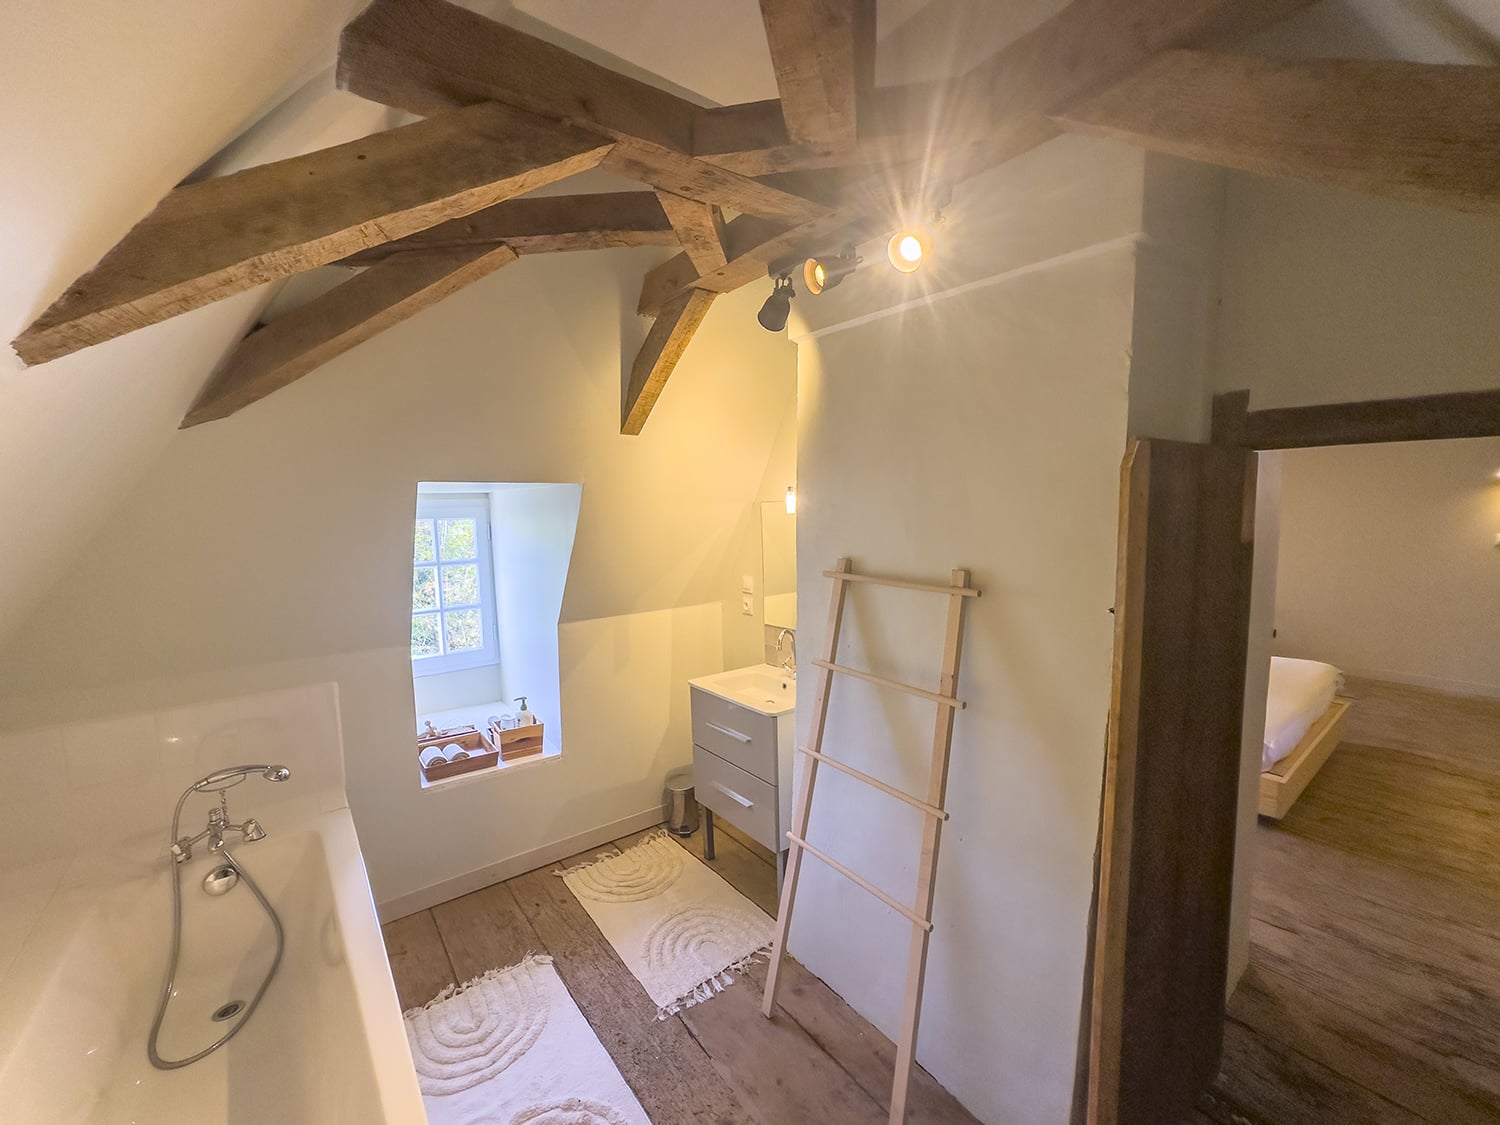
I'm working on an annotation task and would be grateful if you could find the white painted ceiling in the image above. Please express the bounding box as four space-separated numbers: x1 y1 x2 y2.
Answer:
0 0 1496 653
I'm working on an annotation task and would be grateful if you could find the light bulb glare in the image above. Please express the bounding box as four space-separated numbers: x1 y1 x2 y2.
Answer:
887 231 926 274
785 486 797 514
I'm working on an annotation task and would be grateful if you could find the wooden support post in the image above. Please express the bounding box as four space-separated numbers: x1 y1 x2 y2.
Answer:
620 288 717 435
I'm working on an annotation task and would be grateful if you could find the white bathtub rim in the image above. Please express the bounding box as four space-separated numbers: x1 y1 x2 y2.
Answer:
0 806 424 1125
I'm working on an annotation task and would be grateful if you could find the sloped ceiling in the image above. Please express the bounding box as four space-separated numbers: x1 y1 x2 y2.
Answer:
0 0 947 651
1 0 1495 653
0 0 378 644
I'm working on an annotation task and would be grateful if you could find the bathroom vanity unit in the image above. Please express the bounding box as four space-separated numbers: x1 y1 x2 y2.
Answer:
688 665 796 882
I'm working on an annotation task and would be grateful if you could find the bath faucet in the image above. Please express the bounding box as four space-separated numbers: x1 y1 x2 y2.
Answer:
777 628 797 677
169 765 289 864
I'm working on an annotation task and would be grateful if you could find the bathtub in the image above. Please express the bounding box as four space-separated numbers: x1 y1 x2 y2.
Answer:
0 805 425 1123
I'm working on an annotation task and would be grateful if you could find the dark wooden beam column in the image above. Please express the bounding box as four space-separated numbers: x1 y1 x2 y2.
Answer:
1212 388 1500 449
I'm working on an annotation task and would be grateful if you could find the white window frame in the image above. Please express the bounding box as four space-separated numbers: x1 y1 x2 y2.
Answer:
411 496 499 677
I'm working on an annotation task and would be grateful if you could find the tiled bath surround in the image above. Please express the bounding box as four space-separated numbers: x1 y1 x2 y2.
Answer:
0 683 347 980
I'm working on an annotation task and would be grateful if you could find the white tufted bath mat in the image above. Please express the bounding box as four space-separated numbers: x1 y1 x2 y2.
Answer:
404 953 650 1125
560 831 774 1018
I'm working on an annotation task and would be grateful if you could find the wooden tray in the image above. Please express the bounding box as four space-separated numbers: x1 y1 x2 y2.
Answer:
493 721 545 762
419 727 499 782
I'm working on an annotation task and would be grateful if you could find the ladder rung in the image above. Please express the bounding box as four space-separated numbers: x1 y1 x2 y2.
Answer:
823 570 982 598
797 747 950 821
786 833 934 932
811 659 966 709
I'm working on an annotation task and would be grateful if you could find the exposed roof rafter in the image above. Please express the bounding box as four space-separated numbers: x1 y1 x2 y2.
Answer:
183 245 519 428
13 0 1498 440
12 102 612 366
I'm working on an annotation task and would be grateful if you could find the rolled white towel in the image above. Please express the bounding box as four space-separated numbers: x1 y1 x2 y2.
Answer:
419 745 449 769
444 742 470 762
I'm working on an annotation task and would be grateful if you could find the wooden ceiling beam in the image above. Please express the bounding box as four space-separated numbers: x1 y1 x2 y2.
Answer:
1056 52 1500 219
656 0 1323 315
12 103 612 366
691 81 986 177
758 0 861 149
694 0 1317 177
601 138 833 222
655 191 728 274
336 193 676 266
182 245 519 428
338 0 696 152
622 288 718 435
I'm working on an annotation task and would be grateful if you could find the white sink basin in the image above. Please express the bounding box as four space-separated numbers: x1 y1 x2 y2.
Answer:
690 664 796 716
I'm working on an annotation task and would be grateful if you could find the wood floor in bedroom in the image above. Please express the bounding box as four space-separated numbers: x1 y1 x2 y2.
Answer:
1204 676 1500 1125
381 818 979 1125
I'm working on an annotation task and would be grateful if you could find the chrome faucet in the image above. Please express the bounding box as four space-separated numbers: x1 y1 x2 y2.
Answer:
169 765 289 864
776 627 797 677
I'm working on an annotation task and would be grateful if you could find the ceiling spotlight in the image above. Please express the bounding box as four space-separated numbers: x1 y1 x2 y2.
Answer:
887 230 926 274
757 275 795 332
802 252 860 296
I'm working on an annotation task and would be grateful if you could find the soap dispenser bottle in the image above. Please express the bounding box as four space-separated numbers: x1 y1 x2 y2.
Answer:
515 696 536 726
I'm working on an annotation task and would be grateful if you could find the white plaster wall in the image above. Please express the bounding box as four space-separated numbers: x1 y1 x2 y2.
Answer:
787 139 1140 1122
0 3 386 645
0 249 796 909
1274 439 1500 697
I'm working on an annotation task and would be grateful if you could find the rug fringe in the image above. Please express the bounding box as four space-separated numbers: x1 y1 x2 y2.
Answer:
552 828 674 878
403 952 554 1018
655 943 773 1020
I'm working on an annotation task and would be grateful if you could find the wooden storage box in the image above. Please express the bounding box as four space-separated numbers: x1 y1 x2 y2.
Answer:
492 721 545 762
419 726 499 782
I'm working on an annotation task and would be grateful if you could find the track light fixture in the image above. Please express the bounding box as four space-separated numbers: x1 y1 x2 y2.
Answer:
757 274 795 332
887 230 926 274
802 252 861 295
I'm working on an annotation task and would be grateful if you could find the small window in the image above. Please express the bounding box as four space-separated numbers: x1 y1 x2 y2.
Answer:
411 497 498 676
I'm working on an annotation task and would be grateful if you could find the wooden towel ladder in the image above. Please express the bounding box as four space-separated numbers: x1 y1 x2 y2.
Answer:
761 556 980 1125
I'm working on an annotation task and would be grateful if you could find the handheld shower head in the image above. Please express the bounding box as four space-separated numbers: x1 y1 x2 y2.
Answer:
190 764 292 793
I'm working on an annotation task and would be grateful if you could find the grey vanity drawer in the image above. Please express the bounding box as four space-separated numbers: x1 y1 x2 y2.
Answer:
690 688 776 782
693 745 780 853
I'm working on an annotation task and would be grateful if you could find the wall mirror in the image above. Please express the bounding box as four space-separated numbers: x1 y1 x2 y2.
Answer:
760 500 796 630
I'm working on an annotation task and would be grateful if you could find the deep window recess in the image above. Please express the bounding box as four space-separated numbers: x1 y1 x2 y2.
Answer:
411 497 498 676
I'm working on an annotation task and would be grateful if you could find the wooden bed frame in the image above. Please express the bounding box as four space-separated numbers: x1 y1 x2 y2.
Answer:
1258 698 1353 820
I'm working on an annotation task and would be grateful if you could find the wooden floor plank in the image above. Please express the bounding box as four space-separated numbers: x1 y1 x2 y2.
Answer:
380 909 456 1011
506 856 754 1125
1216 678 1500 1124
1218 1016 1426 1125
1227 963 1500 1124
664 825 981 1124
381 820 978 1124
431 880 546 982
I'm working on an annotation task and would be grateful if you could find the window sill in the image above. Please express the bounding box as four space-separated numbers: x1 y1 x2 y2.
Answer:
416 699 559 791
418 743 562 792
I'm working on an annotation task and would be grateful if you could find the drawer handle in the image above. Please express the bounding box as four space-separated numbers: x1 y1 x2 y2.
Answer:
705 721 752 744
709 782 754 809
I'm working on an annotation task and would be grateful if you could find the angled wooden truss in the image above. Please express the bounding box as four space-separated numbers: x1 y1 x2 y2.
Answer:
12 0 1500 435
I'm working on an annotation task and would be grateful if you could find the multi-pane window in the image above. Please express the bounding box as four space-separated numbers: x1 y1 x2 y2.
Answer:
411 498 498 675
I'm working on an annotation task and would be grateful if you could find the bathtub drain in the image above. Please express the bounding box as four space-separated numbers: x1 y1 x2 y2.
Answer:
211 1001 245 1022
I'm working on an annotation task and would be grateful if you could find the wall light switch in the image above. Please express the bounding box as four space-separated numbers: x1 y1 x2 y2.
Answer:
741 574 755 594
741 594 754 615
